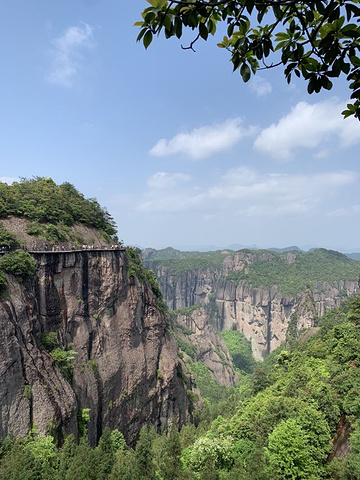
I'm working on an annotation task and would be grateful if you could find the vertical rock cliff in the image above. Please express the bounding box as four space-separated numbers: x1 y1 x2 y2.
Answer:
144 250 360 361
0 250 190 445
174 306 239 387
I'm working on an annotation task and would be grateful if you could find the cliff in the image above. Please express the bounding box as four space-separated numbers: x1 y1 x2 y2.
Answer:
173 306 239 387
143 249 360 361
0 249 190 445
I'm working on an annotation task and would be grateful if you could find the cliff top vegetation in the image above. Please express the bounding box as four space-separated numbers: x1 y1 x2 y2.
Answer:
227 248 360 297
142 248 233 272
144 247 360 297
0 177 117 247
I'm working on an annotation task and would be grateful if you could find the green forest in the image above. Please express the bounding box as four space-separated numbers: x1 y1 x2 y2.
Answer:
0 177 117 244
1 295 360 479
226 249 360 297
145 247 360 298
143 249 231 273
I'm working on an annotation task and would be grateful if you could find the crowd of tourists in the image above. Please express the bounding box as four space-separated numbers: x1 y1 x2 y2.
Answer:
0 243 126 253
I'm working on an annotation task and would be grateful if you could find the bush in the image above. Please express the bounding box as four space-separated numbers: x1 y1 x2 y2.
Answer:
126 249 168 314
0 271 6 291
41 332 58 351
0 250 37 277
50 348 77 381
0 224 17 247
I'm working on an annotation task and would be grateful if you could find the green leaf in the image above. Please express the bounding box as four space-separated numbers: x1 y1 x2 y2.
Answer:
136 28 147 43
144 11 156 23
146 0 167 7
248 57 259 74
246 0 255 15
341 61 351 75
275 32 290 41
143 30 153 49
308 78 315 94
240 63 251 82
175 17 183 38
321 76 333 90
341 26 360 39
162 14 172 32
351 88 360 100
208 19 216 35
199 22 208 40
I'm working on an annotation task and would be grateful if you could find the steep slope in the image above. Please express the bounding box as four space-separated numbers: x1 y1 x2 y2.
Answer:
172 306 239 389
0 249 190 445
143 248 360 360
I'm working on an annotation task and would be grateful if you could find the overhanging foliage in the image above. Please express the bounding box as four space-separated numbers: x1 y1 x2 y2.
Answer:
137 1 360 119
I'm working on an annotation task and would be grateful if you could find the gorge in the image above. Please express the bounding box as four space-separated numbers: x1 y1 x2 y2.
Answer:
142 248 360 361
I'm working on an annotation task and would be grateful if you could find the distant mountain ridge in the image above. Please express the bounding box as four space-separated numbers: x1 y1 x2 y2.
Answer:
143 243 360 255
346 252 360 261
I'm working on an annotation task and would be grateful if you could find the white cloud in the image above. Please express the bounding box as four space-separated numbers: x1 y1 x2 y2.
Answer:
208 168 357 216
135 167 356 217
0 177 17 184
250 76 272 97
254 98 360 160
149 118 256 160
137 171 203 212
328 204 360 217
47 23 95 87
147 172 190 189
137 194 205 213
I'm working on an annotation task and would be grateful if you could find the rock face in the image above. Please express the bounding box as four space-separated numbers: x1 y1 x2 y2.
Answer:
144 251 359 361
175 307 238 387
0 250 190 444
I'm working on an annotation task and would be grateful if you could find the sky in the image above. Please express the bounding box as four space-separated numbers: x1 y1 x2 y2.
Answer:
0 1 360 252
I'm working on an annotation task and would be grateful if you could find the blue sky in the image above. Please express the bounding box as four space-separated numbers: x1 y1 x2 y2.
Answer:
1 1 360 251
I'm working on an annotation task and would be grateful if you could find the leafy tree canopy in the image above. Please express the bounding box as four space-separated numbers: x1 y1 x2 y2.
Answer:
0 177 117 237
0 250 37 277
137 1 360 119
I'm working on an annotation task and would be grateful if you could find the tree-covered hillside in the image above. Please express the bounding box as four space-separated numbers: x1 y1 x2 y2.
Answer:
0 177 117 247
142 248 233 273
0 177 117 236
0 178 119 291
227 248 360 297
1 295 360 479
144 247 360 297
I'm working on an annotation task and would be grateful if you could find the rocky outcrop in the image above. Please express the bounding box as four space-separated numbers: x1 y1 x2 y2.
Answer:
152 266 219 311
144 251 359 361
175 307 238 387
0 250 190 445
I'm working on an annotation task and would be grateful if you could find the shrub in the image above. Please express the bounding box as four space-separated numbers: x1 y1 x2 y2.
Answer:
87 359 98 372
41 332 58 351
0 249 37 277
50 348 77 381
0 270 6 291
0 224 17 247
22 385 32 400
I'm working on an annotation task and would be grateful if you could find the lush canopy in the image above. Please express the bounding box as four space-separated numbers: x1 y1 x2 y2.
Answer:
1 296 360 478
137 0 360 119
0 177 117 237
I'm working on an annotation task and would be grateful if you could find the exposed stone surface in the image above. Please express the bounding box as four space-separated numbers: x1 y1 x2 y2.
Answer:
175 307 238 387
0 250 190 445
144 252 359 361
1 216 110 250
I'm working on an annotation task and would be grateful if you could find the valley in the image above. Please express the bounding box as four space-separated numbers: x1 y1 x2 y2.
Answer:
1 178 360 479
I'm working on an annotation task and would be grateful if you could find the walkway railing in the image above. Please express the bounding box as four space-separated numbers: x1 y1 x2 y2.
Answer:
0 245 128 255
